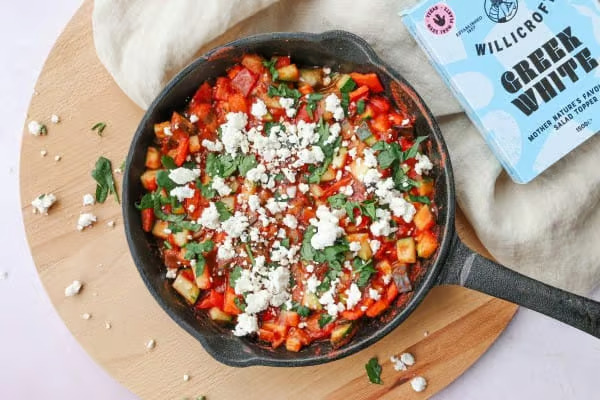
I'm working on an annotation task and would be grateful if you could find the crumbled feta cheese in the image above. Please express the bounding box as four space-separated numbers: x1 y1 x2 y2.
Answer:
345 283 362 309
168 167 200 185
400 352 416 366
414 153 433 175
348 148 357 159
265 198 287 215
170 186 195 202
370 239 381 254
198 202 220 229
217 237 236 260
189 114 199 123
306 275 321 293
81 312 92 320
310 206 344 250
246 163 268 183
233 313 258 336
349 241 362 253
31 193 57 214
363 168 382 186
390 355 407 371
410 376 427 392
77 213 97 231
325 94 345 121
283 214 298 229
323 67 332 75
363 148 378 168
221 212 249 238
50 114 60 124
28 120 45 135
107 220 116 228
298 183 309 193
306 264 315 273
248 194 261 212
245 289 271 314
104 321 111 330
64 280 83 296
279 97 297 118
54 155 61 162
389 197 417 223
220 112 249 155
40 150 47 157
368 288 381 301
286 186 297 197
165 269 177 279
183 374 190 382
340 185 354 196
201 139 224 152
370 209 392 237
82 193 95 206
145 339 156 350
251 99 268 119
211 176 232 196
163 126 173 136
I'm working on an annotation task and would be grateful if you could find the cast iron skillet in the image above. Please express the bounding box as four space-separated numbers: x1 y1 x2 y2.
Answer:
123 31 600 367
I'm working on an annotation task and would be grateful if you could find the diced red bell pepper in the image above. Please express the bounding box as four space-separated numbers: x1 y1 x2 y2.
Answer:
261 322 289 349
280 310 300 327
141 208 155 232
349 85 369 102
191 82 212 104
369 113 391 134
369 96 391 114
275 56 291 69
321 176 353 198
241 54 265 75
365 299 389 318
227 64 244 80
231 68 258 97
350 72 384 93
341 308 365 321
227 93 248 114
223 288 241 315
298 82 314 95
386 281 399 303
214 77 232 101
285 327 311 352
183 188 204 220
189 102 212 122
258 328 275 343
196 290 224 310
174 136 190 166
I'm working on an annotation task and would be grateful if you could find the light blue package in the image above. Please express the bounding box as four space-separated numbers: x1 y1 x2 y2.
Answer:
401 0 600 183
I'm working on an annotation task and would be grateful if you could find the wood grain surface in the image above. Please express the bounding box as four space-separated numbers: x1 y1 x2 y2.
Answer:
19 2 517 399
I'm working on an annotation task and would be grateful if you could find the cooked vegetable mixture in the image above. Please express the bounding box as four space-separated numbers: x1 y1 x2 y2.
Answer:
137 54 438 352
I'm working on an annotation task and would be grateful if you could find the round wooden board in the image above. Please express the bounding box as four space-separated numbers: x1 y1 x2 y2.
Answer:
20 2 517 399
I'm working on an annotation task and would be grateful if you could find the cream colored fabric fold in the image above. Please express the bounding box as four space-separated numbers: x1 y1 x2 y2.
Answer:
93 0 600 295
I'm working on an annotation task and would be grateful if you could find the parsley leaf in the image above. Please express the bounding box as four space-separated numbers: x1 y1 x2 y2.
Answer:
91 122 107 136
319 314 333 328
234 297 247 312
197 179 217 199
91 156 119 203
404 136 427 161
305 93 323 119
365 357 383 385
237 154 258 177
184 240 214 275
205 153 222 177
161 155 177 169
267 84 301 101
215 201 232 221
357 99 366 114
229 266 243 287
280 238 290 249
155 170 177 191
300 226 317 262
354 258 376 287
262 58 279 81
408 194 431 205
295 305 310 317
327 193 347 209
135 193 155 210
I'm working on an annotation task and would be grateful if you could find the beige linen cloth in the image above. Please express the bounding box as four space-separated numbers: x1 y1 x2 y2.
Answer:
93 0 600 296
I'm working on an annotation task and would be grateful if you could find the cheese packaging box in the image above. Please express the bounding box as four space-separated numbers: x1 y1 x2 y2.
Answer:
401 0 600 183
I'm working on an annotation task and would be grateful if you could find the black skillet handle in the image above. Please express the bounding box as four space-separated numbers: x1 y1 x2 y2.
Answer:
438 234 600 339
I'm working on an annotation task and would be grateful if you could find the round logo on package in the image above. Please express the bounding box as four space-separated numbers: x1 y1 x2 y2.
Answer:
484 0 519 23
424 3 456 35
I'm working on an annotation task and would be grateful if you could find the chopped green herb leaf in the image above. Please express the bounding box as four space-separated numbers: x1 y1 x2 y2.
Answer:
135 193 155 210
91 156 119 203
262 58 279 81
319 314 333 328
91 122 107 136
39 124 48 135
156 170 177 191
245 243 255 266
184 240 214 275
357 99 366 114
161 155 177 169
234 297 246 312
215 201 233 221
353 258 376 287
267 84 301 101
408 195 431 205
280 238 290 249
365 357 383 385
237 154 258 177
295 305 311 317
229 266 243 287
339 77 357 93
163 241 172 249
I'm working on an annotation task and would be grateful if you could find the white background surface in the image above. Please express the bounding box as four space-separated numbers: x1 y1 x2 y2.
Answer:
1 1 599 399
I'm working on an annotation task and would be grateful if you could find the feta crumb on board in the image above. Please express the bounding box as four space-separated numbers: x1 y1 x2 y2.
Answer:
50 114 60 124
31 193 57 214
81 313 91 320
400 352 415 366
40 150 47 157
104 321 112 330
410 376 427 392
82 193 95 206
107 220 115 228
77 213 97 231
146 339 156 350
64 280 83 297
54 155 61 162
183 374 190 382
28 120 46 136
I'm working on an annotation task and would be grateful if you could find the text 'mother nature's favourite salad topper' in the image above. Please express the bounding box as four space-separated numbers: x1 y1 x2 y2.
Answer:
402 0 600 183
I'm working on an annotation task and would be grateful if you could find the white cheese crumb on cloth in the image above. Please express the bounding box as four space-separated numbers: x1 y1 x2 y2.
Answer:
64 280 83 297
